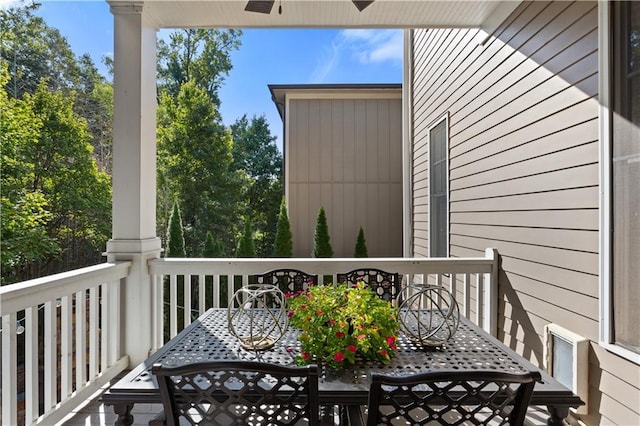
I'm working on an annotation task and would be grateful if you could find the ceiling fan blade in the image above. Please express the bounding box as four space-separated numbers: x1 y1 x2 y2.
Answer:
244 0 275 14
352 0 374 12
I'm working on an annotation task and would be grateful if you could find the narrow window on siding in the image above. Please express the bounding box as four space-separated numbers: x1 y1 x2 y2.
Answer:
429 117 448 257
611 1 640 354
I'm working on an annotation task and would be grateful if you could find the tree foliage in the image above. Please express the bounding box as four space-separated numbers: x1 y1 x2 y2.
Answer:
156 29 245 257
312 207 333 258
157 28 242 106
272 197 293 257
157 81 245 257
1 66 111 284
230 114 282 256
74 53 113 173
354 226 368 258
1 3 79 98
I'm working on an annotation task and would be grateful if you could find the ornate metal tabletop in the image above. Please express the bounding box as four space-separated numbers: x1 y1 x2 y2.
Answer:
102 309 582 425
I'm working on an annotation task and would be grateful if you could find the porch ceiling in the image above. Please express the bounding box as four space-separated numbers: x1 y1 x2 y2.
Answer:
107 0 518 29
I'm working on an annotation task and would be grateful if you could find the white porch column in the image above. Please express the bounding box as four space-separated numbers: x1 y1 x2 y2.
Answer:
107 1 161 365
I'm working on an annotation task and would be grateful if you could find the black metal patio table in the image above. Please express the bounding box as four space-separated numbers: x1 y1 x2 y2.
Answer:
102 308 583 425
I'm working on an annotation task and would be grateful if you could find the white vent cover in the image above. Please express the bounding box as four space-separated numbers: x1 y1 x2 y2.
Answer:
543 323 589 415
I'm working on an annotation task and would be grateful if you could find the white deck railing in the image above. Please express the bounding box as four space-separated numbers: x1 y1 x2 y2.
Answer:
0 261 131 426
0 249 499 425
149 248 499 350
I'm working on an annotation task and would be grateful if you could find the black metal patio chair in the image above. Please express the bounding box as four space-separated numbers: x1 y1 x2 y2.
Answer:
336 268 401 302
365 369 541 425
152 360 320 426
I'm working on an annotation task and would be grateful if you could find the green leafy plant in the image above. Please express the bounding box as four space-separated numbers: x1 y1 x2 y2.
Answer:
287 282 399 369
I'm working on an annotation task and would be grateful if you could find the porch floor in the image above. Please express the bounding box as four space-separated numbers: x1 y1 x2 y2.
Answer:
59 372 554 426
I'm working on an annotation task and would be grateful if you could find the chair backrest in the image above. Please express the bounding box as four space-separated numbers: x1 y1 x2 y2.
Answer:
251 268 318 294
336 268 401 302
153 361 320 426
366 369 541 426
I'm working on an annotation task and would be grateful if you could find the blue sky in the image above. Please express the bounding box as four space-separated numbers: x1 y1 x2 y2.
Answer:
24 1 403 151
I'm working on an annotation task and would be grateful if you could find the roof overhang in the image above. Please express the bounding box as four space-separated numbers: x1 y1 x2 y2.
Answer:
269 83 402 120
107 0 521 30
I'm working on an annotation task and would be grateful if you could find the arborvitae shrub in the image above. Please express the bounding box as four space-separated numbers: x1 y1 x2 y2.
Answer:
312 206 333 258
236 218 256 258
272 197 293 257
354 226 368 258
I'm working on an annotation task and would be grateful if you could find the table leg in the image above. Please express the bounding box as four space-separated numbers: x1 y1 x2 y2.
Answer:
547 405 569 426
112 403 134 426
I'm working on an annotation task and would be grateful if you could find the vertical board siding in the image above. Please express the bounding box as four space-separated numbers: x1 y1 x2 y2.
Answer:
288 96 403 258
410 1 639 423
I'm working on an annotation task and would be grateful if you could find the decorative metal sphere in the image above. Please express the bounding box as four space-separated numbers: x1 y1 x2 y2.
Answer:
398 284 460 348
227 284 288 351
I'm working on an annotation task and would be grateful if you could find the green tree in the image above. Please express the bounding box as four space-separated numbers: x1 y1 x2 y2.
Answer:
236 218 256 258
354 226 369 258
157 81 245 256
156 28 244 257
230 114 283 257
272 197 293 257
312 207 333 258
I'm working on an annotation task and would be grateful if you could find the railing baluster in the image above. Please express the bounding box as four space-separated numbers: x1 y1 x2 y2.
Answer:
184 274 192 327
75 290 86 389
25 306 39 425
226 275 234 307
152 274 162 348
450 273 456 303
109 279 121 366
2 312 18 426
44 300 57 410
170 274 178 338
463 273 471 318
101 284 109 371
61 295 73 398
213 275 220 308
476 273 484 327
199 274 206 315
89 286 99 379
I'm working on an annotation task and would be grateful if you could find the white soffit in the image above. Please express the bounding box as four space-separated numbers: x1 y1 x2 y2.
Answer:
108 0 522 29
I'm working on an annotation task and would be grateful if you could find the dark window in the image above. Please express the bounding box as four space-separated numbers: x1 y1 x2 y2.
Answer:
611 1 640 353
429 118 448 257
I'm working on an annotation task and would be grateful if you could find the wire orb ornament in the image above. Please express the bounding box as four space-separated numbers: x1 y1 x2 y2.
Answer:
398 284 460 348
227 284 288 351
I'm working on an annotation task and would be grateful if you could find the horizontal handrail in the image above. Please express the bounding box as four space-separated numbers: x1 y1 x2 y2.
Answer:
149 256 494 276
0 261 131 314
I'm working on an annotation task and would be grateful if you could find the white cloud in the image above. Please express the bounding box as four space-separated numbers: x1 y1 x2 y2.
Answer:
310 29 402 83
340 29 403 64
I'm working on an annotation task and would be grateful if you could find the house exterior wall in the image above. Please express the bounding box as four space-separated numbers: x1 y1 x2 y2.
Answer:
286 95 403 258
409 1 639 424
